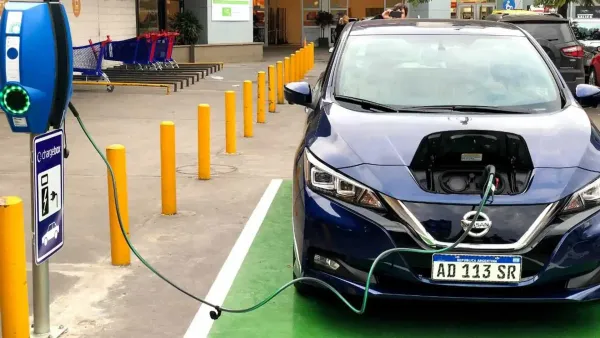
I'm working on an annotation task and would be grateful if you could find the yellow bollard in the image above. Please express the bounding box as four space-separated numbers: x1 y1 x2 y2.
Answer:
198 104 211 180
106 144 131 266
0 196 30 338
225 91 237 154
310 43 315 69
284 57 290 85
257 71 266 123
160 121 177 215
276 61 284 104
299 48 305 79
296 50 303 80
268 65 276 113
304 45 310 74
243 80 253 137
290 53 297 82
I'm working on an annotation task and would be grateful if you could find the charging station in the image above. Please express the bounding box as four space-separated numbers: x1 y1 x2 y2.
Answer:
0 1 72 336
0 0 73 134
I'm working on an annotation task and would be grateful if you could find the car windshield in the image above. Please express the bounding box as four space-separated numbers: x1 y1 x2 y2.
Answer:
334 34 562 112
571 20 600 40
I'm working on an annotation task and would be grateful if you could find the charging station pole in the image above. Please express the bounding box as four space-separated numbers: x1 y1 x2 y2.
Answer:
30 134 50 335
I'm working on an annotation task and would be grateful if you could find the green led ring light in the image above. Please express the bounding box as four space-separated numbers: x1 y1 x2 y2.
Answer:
1 84 31 115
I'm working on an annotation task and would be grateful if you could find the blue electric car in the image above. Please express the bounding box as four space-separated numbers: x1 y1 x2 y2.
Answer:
285 19 600 302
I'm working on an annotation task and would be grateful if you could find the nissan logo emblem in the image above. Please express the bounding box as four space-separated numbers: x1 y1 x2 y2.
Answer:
460 211 492 238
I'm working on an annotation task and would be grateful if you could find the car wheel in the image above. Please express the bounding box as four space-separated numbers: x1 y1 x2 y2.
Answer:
292 247 317 297
590 68 597 86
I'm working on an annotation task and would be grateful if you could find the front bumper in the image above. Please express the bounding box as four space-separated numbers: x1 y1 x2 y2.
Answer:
294 187 600 302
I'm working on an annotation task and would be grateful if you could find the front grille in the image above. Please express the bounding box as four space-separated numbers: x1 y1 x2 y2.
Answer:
402 202 549 245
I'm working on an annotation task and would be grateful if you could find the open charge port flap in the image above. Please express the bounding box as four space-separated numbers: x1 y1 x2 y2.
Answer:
408 130 534 195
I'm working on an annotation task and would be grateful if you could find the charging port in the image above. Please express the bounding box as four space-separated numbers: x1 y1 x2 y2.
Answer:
409 130 534 195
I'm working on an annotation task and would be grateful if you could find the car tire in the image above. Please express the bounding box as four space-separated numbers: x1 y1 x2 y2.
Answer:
590 68 597 86
292 248 317 297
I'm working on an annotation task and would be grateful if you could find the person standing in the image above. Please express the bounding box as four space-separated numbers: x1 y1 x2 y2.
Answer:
372 3 408 20
334 14 349 43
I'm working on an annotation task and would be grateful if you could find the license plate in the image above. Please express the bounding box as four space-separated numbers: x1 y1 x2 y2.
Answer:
431 254 522 283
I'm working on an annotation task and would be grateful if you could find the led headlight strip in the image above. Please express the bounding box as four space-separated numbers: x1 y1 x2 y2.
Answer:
304 150 384 210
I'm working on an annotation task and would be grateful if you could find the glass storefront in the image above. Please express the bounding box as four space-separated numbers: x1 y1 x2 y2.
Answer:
137 0 182 35
253 0 266 42
166 0 181 29
302 0 385 47
451 0 496 19
138 0 160 33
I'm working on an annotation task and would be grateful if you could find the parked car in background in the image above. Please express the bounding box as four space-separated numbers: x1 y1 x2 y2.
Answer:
586 46 600 85
570 18 600 79
486 14 584 94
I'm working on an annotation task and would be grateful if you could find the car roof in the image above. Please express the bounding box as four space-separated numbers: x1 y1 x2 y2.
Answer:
350 19 527 37
491 13 568 23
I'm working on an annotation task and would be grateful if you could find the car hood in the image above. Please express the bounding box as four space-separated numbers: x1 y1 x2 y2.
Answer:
306 103 600 171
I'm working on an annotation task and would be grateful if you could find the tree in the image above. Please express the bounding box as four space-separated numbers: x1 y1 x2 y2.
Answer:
169 10 203 45
534 0 597 18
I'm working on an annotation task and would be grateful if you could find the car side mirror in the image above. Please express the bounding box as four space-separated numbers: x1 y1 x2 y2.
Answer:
576 84 600 108
329 47 334 53
284 82 312 108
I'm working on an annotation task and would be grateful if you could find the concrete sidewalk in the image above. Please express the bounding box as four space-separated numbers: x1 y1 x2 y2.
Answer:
0 48 329 337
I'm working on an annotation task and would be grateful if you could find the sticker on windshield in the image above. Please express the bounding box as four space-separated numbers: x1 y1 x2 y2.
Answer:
461 153 482 162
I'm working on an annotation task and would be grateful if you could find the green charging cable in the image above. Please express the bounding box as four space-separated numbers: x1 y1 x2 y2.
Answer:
69 102 495 319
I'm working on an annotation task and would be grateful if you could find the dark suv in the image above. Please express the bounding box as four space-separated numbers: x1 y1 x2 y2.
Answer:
486 14 585 94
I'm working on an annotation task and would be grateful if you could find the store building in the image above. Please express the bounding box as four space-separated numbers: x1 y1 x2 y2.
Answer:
0 0 542 62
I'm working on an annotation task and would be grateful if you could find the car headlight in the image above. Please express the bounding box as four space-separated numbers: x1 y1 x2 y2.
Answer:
562 176 600 214
304 150 384 210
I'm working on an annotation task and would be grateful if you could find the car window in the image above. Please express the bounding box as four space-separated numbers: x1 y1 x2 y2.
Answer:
334 34 561 112
571 20 600 40
513 22 574 43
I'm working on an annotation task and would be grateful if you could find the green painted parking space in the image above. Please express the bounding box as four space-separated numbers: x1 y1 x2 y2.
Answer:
208 180 600 338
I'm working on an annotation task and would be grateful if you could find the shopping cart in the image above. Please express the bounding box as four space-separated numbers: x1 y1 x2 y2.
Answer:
104 33 161 70
73 36 114 92
153 31 180 69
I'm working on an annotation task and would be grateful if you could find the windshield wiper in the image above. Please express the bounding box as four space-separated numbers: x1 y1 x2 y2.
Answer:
334 97 532 114
400 105 531 114
334 95 399 112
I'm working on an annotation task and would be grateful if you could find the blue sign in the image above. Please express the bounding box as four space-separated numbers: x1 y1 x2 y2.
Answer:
503 0 516 10
0 1 73 134
33 129 64 265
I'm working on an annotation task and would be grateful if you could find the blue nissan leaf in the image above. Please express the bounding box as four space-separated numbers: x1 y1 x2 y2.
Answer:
286 19 600 302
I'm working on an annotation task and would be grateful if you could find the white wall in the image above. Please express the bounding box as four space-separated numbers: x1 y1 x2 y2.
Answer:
63 0 137 46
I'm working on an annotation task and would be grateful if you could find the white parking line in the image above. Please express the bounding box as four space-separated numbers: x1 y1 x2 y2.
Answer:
183 178 283 338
